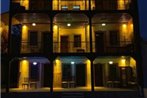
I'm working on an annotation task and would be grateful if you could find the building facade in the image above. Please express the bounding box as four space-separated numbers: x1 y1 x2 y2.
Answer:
1 0 143 97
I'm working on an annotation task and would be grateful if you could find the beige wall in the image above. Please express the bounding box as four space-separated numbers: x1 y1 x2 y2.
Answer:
92 20 133 52
53 26 89 52
53 0 89 10
53 59 62 88
86 60 91 87
19 60 29 88
21 24 50 53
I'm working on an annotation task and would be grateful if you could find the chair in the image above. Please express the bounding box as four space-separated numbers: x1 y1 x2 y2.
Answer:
22 77 30 89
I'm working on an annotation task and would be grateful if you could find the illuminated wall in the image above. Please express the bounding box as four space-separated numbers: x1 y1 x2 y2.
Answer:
53 25 89 52
93 56 136 87
13 0 29 10
19 60 29 88
20 0 29 10
21 24 50 53
117 0 130 10
53 0 89 10
53 59 62 88
86 60 91 87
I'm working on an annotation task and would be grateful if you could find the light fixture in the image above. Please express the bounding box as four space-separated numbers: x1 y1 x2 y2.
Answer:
33 62 37 65
67 23 71 27
102 23 106 26
32 23 36 26
109 61 113 64
71 61 75 64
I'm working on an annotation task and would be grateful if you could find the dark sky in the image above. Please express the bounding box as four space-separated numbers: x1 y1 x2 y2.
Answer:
1 0 147 41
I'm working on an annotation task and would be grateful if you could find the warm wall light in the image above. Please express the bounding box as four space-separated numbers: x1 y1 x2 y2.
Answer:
32 23 36 26
23 25 27 28
119 58 126 67
0 27 3 33
54 25 58 29
122 24 127 28
67 23 71 27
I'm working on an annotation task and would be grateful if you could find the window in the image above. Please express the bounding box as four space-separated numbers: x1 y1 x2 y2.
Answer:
29 31 38 46
74 35 81 47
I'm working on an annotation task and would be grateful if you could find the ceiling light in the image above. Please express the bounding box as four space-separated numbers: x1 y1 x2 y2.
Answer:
109 61 113 64
33 62 37 65
102 23 106 26
67 23 71 27
71 61 75 64
32 23 36 26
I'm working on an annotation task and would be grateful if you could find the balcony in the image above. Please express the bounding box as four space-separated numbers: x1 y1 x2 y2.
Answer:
53 0 89 11
91 0 133 10
53 41 90 53
12 0 51 11
93 41 134 54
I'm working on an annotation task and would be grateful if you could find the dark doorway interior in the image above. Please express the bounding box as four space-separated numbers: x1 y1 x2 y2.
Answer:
95 31 105 53
94 63 104 86
76 64 86 86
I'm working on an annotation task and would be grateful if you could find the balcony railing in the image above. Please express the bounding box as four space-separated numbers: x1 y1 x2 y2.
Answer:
19 41 134 54
91 0 133 10
12 0 133 11
53 41 90 53
21 42 42 53
12 0 51 11
53 0 89 11
93 41 134 54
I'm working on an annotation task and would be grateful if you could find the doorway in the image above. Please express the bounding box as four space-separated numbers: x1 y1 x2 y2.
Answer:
94 63 104 86
61 36 69 52
95 31 105 53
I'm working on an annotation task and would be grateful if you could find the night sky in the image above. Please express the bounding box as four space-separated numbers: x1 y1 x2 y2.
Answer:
1 0 147 41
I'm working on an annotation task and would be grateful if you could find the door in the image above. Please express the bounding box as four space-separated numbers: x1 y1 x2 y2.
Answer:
61 36 69 52
30 63 40 81
43 63 52 87
76 64 86 86
62 64 72 82
94 63 103 86
95 32 104 53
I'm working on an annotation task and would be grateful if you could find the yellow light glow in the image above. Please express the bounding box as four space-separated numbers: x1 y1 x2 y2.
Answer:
20 0 29 10
119 58 126 67
54 25 58 29
86 60 91 87
22 25 28 41
54 59 62 87
122 24 127 28
19 59 29 88
0 27 3 33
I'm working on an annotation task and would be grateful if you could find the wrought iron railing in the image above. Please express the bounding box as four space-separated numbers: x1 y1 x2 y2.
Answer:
19 41 134 54
91 0 132 10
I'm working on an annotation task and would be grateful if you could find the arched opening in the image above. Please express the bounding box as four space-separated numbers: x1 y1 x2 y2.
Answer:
53 56 91 91
9 57 51 92
92 13 134 54
12 13 51 54
93 56 137 90
53 13 90 53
